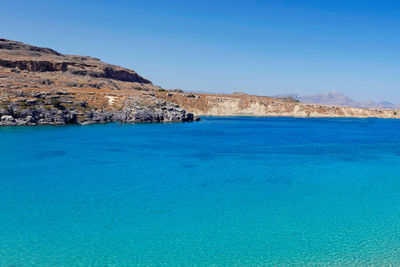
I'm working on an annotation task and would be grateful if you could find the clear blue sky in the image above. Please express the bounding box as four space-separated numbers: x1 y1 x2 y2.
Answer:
1 0 399 102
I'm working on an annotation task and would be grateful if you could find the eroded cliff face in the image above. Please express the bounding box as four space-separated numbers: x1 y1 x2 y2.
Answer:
156 92 400 119
0 39 152 83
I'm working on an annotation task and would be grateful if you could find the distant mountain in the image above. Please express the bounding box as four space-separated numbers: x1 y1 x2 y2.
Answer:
275 92 400 110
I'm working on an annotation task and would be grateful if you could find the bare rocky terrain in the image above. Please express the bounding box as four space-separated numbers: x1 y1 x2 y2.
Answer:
0 39 196 126
1 38 399 126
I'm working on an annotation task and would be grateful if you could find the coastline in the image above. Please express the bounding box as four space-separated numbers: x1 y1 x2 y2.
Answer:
1 38 399 126
156 92 400 120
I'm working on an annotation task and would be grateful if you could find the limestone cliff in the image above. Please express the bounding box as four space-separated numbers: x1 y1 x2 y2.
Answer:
156 92 400 119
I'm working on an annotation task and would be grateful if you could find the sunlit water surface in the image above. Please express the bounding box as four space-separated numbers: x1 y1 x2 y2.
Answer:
1 117 400 265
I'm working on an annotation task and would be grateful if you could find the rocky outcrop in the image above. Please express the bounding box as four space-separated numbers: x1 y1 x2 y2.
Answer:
0 57 151 84
0 38 196 126
0 59 68 72
0 39 151 84
0 92 197 126
102 67 151 83
0 38 61 55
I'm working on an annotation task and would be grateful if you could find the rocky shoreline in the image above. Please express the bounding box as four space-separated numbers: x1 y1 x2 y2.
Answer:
0 91 198 126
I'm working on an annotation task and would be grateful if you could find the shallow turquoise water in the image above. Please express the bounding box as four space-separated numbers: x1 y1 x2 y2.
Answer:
1 117 400 266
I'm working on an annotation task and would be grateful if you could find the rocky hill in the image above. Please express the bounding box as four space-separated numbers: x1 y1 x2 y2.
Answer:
0 39 196 126
1 38 399 126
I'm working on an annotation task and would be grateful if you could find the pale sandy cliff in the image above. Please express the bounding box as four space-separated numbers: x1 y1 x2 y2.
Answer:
157 92 400 119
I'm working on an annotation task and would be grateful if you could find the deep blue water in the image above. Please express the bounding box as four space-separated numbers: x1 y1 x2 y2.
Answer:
1 117 400 265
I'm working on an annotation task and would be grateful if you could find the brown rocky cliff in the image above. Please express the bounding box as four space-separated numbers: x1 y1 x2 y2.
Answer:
0 39 151 84
0 39 195 126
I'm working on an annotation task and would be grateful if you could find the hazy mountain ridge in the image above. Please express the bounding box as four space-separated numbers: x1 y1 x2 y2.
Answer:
276 92 400 109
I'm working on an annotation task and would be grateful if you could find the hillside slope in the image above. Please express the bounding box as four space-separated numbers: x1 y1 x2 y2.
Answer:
0 39 196 126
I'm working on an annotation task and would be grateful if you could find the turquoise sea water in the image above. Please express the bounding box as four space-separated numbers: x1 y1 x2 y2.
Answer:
1 117 400 266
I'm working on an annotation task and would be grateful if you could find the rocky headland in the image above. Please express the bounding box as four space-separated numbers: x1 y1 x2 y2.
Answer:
0 39 196 126
1 38 399 126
